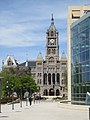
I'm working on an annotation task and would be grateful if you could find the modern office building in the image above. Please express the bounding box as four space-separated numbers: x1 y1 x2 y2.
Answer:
3 16 67 97
68 6 90 104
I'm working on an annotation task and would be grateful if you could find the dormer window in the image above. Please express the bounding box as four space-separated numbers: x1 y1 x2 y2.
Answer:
7 60 13 66
51 31 54 36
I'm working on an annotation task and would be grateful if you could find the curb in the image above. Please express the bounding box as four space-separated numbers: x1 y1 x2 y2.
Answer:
57 103 90 111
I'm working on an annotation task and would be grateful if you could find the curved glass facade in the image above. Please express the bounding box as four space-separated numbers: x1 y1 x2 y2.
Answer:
71 15 90 104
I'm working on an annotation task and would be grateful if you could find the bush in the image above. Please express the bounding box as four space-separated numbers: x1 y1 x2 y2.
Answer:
1 97 18 104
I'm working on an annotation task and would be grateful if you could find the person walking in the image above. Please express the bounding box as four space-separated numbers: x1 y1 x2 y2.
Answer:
33 94 36 104
29 96 32 106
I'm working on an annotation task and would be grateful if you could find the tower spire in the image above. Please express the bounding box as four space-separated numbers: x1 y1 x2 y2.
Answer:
25 51 28 67
51 13 54 24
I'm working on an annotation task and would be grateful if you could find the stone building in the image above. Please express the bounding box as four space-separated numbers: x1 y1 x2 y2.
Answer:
3 15 67 97
2 55 18 69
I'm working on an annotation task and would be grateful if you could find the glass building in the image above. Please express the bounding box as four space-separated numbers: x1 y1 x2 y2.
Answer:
71 12 90 104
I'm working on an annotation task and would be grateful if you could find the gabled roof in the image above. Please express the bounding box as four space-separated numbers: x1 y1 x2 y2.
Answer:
19 61 36 67
3 55 18 67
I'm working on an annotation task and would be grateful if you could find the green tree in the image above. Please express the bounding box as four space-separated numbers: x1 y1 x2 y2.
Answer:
0 69 15 97
0 67 38 98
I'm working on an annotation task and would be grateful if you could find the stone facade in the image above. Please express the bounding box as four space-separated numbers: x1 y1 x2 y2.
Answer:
2 55 18 69
3 15 67 97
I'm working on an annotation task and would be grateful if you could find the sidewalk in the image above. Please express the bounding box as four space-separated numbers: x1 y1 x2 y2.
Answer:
58 102 90 111
0 101 89 120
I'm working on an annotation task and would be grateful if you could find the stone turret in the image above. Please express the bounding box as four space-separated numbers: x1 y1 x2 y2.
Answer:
36 52 43 61
61 52 67 61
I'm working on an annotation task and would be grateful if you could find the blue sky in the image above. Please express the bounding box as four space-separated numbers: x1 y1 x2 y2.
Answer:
0 0 89 69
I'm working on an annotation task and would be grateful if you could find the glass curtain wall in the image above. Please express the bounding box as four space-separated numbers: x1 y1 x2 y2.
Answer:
71 16 90 104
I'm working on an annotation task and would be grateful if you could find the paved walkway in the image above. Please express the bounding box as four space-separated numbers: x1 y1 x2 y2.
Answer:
0 101 89 120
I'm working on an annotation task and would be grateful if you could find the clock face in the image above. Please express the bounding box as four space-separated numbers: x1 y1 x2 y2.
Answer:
50 39 55 44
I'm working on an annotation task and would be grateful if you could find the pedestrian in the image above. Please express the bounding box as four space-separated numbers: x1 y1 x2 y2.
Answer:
33 94 35 104
29 96 32 106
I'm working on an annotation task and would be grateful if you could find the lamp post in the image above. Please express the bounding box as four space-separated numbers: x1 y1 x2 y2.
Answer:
12 84 14 110
38 86 40 103
0 77 3 113
6 80 9 98
20 87 22 107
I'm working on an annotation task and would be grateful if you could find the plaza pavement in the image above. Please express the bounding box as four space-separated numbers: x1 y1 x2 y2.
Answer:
0 100 89 120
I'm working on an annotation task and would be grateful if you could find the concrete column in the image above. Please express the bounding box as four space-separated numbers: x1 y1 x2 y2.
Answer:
55 73 57 85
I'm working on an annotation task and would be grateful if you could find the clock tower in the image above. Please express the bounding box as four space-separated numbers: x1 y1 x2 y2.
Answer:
46 14 59 63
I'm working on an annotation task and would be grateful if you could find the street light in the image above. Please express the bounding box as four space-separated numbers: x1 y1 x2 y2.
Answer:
0 77 3 113
6 80 9 98
37 86 40 103
12 84 14 110
20 87 22 107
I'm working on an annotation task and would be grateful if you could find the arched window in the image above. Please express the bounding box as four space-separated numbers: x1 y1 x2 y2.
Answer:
62 79 64 84
49 89 54 96
56 89 60 96
37 79 39 84
49 57 54 63
43 74 47 85
48 49 51 54
57 73 60 84
43 89 48 96
52 73 55 84
51 31 54 36
48 73 51 85
40 79 42 84
52 49 56 54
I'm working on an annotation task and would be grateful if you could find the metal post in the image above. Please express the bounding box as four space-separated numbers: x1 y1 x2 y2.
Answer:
39 93 40 103
0 78 2 113
6 80 9 104
38 86 40 103
20 87 22 107
12 85 14 110
89 108 90 120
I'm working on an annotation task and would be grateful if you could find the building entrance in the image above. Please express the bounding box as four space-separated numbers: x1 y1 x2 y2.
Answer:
49 89 54 96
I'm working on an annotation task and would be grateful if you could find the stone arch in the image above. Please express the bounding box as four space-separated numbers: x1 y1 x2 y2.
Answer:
56 89 60 96
43 89 48 96
49 88 54 96
57 73 60 84
48 73 51 85
48 49 51 54
49 57 54 63
52 73 55 84
43 73 47 85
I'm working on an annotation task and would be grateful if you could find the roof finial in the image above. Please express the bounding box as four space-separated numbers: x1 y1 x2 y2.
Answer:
26 51 28 61
51 13 54 23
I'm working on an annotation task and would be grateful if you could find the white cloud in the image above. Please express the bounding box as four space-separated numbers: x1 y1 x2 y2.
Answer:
0 0 86 47
0 1 68 47
0 22 46 47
